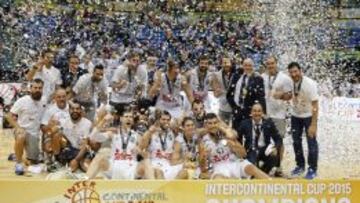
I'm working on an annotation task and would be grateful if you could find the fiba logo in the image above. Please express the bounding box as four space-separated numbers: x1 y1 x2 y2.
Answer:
64 181 101 203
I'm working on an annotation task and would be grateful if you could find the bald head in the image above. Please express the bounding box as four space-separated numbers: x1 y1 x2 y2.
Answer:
251 103 264 122
54 88 67 109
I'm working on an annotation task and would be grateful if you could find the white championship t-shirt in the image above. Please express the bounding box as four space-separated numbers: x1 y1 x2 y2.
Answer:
60 117 92 149
262 71 292 119
213 70 232 113
110 64 148 104
291 76 319 118
189 68 211 101
10 95 47 137
73 73 108 103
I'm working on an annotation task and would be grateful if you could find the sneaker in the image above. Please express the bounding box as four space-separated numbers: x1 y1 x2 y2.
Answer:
46 163 56 173
304 168 317 180
274 169 285 178
8 153 16 161
291 166 305 177
47 161 62 173
15 163 25 175
268 167 277 177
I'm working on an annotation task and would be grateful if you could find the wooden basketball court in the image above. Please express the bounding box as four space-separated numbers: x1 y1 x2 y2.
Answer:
1 128 360 180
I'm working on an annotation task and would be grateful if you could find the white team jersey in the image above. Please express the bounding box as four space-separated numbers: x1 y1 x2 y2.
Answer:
202 134 239 165
111 129 139 161
149 130 176 160
156 73 182 109
213 70 232 112
175 133 199 159
110 64 148 103
189 68 211 101
72 73 108 103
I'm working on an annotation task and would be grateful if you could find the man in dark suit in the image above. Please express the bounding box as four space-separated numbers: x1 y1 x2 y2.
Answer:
238 103 282 174
227 58 266 143
60 54 88 97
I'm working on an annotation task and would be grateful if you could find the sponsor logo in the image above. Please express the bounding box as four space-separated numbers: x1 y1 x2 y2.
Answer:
64 181 100 203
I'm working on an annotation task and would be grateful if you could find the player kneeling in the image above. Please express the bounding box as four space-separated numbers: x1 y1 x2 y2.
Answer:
87 108 154 179
199 113 270 179
140 110 188 179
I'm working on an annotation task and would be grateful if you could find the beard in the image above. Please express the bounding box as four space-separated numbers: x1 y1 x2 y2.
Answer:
31 92 42 101
57 101 66 109
91 76 101 82
160 123 169 131
199 66 207 72
70 112 81 121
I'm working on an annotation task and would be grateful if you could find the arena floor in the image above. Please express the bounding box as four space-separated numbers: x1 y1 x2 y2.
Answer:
1 127 360 180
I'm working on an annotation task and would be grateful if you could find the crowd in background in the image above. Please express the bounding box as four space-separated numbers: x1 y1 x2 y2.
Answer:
0 0 359 181
0 1 358 98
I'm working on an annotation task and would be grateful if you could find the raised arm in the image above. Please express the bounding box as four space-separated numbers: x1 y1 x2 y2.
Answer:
139 124 158 151
148 70 162 99
26 59 44 81
181 75 194 104
218 124 247 158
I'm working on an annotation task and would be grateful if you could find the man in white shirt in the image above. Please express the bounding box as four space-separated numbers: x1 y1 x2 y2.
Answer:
198 113 269 179
288 62 319 179
188 55 212 111
87 109 152 179
140 110 188 179
210 57 234 124
26 49 62 102
261 55 292 176
54 100 93 172
110 51 147 116
79 53 95 73
72 64 108 120
144 55 158 87
40 88 70 171
149 60 193 119
6 79 47 175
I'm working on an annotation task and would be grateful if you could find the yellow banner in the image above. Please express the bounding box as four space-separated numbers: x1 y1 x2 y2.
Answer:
0 180 359 203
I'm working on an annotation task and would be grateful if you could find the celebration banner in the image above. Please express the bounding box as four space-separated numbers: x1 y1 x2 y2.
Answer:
0 180 359 203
